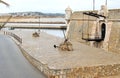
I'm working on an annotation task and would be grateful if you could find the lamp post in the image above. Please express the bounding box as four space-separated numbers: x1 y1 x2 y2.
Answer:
105 0 107 6
38 16 40 34
93 0 95 10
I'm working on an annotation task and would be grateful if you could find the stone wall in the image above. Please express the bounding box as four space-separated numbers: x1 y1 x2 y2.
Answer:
108 9 120 19
108 22 120 53
67 11 96 43
67 9 120 53
17 45 120 78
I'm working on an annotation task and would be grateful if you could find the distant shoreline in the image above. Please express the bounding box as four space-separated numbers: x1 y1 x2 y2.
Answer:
0 11 65 18
0 15 65 19
0 16 65 23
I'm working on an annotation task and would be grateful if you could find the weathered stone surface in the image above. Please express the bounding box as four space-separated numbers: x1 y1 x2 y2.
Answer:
4 9 120 78
8 30 120 78
108 22 120 53
67 9 120 53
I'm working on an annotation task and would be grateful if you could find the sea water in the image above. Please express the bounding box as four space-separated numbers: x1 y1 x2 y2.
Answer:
3 18 66 38
15 29 65 38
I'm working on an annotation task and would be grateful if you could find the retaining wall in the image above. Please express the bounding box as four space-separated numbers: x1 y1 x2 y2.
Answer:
67 9 120 53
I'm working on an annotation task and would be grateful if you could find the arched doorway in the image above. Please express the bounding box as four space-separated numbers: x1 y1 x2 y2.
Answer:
101 23 106 40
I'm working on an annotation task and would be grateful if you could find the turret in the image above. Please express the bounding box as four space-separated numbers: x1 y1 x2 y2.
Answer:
65 6 72 24
98 5 108 18
65 6 72 39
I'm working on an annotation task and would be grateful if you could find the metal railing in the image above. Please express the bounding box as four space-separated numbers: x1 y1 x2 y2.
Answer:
4 31 22 44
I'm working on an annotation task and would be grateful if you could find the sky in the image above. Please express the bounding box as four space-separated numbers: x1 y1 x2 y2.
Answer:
0 0 120 13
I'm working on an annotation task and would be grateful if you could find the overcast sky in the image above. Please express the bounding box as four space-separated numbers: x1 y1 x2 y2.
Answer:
0 0 120 13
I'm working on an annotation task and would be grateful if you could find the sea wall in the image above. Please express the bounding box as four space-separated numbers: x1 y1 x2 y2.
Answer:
10 34 120 78
4 30 120 78
67 9 120 53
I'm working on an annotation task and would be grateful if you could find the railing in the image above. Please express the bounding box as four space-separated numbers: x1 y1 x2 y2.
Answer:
4 31 22 44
